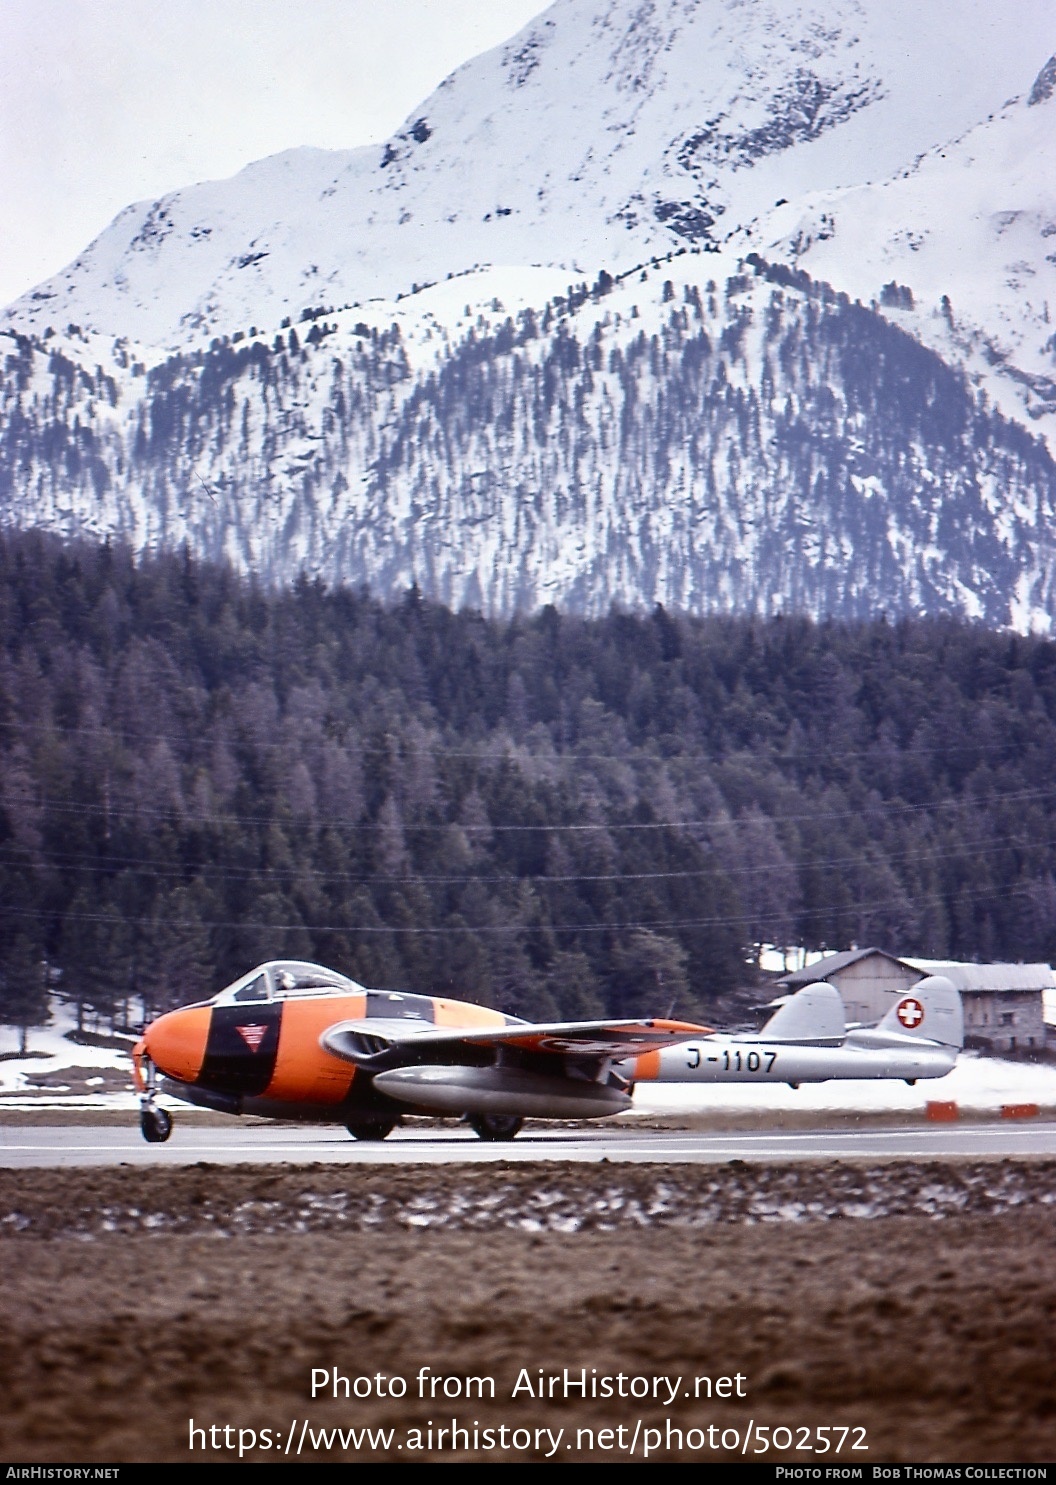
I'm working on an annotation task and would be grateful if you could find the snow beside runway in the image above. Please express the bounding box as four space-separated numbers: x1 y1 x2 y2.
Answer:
631 1052 1056 1116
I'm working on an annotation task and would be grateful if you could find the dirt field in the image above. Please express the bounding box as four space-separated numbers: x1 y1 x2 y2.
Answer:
1 1160 1054 1463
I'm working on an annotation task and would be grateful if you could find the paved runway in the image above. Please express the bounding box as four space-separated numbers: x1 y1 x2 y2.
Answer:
3 1119 1055 1167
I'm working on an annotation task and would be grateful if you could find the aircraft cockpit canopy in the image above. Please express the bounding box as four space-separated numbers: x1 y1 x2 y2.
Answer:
211 960 366 1006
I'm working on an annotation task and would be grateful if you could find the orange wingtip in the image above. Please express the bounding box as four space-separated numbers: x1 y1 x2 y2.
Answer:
648 1018 714 1035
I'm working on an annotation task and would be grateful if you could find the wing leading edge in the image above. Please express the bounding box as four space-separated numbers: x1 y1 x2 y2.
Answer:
321 1016 712 1064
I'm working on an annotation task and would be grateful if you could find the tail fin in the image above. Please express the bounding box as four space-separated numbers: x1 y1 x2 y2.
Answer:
876 976 964 1048
757 982 846 1043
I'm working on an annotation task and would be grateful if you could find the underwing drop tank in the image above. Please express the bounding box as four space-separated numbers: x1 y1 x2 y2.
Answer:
372 1064 631 1118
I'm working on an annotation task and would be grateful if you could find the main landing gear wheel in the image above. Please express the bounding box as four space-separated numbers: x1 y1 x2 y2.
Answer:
140 1106 173 1143
468 1113 523 1142
345 1116 398 1141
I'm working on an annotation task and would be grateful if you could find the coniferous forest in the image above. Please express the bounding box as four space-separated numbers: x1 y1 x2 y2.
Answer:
4 527 1056 1036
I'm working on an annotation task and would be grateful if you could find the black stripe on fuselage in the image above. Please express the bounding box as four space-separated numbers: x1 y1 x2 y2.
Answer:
199 1002 283 1096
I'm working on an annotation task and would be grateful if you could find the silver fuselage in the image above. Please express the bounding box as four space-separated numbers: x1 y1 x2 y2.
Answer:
631 1028 958 1086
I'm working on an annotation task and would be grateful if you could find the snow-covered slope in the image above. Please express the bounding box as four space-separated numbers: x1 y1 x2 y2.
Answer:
5 253 1056 626
759 59 1056 445
3 0 1056 622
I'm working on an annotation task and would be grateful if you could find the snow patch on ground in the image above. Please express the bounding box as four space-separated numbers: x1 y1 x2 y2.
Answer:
0 1001 139 1108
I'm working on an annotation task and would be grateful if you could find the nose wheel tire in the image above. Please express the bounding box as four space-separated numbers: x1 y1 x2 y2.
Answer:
468 1113 523 1141
140 1106 173 1143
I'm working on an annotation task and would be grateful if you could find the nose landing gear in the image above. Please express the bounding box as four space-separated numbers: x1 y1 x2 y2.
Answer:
135 1050 174 1142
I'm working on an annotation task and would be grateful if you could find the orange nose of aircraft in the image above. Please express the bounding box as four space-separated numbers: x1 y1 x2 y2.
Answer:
142 1006 212 1084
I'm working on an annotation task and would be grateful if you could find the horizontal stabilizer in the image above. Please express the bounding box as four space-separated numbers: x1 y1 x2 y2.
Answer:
757 982 846 1043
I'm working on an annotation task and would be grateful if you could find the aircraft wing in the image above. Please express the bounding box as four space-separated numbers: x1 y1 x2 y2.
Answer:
322 1016 712 1064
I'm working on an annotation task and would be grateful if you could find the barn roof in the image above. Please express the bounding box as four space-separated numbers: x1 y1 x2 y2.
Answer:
776 947 904 987
776 948 1054 994
901 959 1056 993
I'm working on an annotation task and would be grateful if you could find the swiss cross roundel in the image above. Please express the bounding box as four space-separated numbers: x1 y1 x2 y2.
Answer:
895 997 924 1029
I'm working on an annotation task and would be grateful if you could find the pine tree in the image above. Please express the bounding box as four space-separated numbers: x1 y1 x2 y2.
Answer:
0 933 49 1055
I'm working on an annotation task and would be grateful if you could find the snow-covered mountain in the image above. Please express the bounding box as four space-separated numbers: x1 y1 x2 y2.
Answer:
7 1 1053 367
3 0 1056 624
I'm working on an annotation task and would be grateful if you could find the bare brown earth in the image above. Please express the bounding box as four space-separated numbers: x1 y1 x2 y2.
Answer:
1 1160 1054 1464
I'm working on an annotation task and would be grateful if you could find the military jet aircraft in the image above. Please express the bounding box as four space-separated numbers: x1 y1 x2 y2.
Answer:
132 961 962 1142
132 959 711 1142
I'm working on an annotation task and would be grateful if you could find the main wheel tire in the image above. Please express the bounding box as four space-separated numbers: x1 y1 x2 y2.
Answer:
468 1113 523 1142
345 1116 398 1141
140 1106 173 1143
